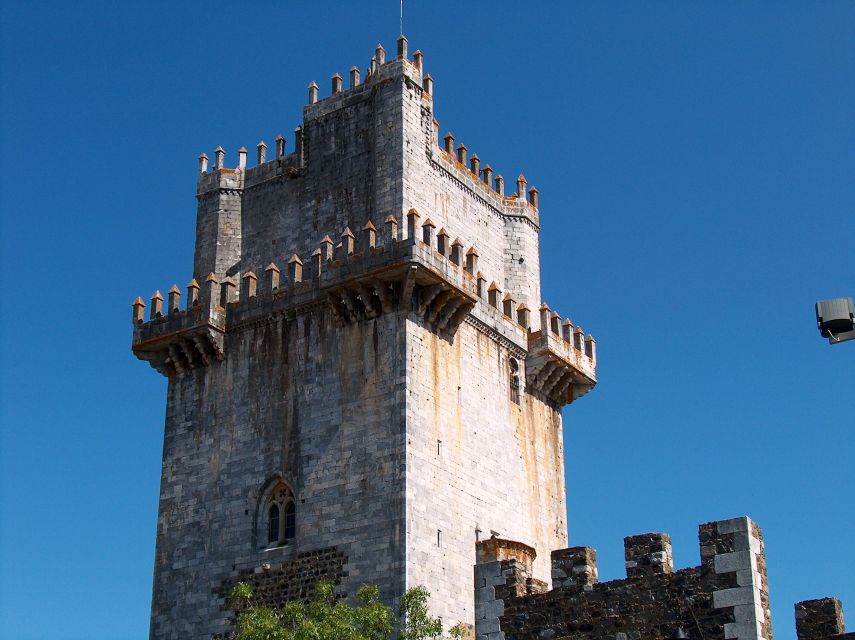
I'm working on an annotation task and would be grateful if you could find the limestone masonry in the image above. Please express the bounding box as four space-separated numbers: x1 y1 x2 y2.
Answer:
132 36 850 640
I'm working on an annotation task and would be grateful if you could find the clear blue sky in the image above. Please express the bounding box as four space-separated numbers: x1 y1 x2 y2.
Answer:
1 2 852 639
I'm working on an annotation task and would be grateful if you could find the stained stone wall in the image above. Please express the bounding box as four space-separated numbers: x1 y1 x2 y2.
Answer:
150 310 408 640
400 77 543 311
405 318 567 626
195 62 407 284
396 50 566 626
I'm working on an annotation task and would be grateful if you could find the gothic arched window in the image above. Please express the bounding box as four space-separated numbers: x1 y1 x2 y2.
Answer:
264 482 296 547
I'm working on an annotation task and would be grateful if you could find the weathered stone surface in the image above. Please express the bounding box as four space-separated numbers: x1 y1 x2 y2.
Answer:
623 532 673 578
795 598 852 640
217 546 348 616
550 546 597 589
478 517 772 640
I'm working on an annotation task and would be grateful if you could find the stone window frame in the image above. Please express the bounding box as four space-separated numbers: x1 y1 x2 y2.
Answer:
509 357 521 404
256 477 297 550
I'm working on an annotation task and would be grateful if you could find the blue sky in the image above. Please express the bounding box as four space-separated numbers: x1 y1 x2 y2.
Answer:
1 2 852 639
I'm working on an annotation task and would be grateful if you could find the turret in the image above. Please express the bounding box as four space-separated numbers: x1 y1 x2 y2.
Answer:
194 145 243 281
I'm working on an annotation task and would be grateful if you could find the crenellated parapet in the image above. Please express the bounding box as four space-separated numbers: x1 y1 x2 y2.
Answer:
523 303 597 405
192 37 539 229
433 129 540 228
195 141 303 200
132 204 597 404
134 34 596 404
477 516 773 640
133 206 481 377
303 39 420 121
131 278 225 377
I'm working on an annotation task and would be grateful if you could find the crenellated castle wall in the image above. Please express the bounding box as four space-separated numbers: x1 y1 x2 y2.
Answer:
400 73 543 311
476 517 773 640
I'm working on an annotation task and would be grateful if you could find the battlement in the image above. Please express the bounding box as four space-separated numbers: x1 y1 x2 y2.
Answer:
524 304 597 404
795 598 855 639
132 206 595 400
476 516 773 640
303 41 413 118
136 33 597 394
434 133 540 222
192 37 538 229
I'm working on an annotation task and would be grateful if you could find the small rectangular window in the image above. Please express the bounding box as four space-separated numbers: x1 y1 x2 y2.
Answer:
437 440 442 456
510 375 520 404
437 530 443 548
510 358 521 404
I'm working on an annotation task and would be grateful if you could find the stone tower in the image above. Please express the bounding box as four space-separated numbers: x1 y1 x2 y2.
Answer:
132 36 597 640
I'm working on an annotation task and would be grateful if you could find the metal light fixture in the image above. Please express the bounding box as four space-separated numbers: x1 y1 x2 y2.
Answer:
815 297 855 344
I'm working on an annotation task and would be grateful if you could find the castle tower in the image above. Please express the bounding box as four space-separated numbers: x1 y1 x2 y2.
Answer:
131 36 597 640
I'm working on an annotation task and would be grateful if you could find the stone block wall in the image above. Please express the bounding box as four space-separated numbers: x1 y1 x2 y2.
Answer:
194 169 243 282
217 546 348 614
551 546 598 588
624 532 673 579
475 539 540 640
475 517 772 640
238 72 405 280
795 598 854 640
401 76 543 316
195 59 407 286
405 317 567 627
150 310 408 640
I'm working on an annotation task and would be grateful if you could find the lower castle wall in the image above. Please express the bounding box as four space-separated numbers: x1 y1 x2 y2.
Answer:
502 565 727 640
151 309 408 640
477 517 772 640
217 546 348 628
406 318 568 628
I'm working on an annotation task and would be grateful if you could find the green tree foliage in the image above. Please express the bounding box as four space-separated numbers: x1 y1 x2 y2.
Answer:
229 581 464 640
